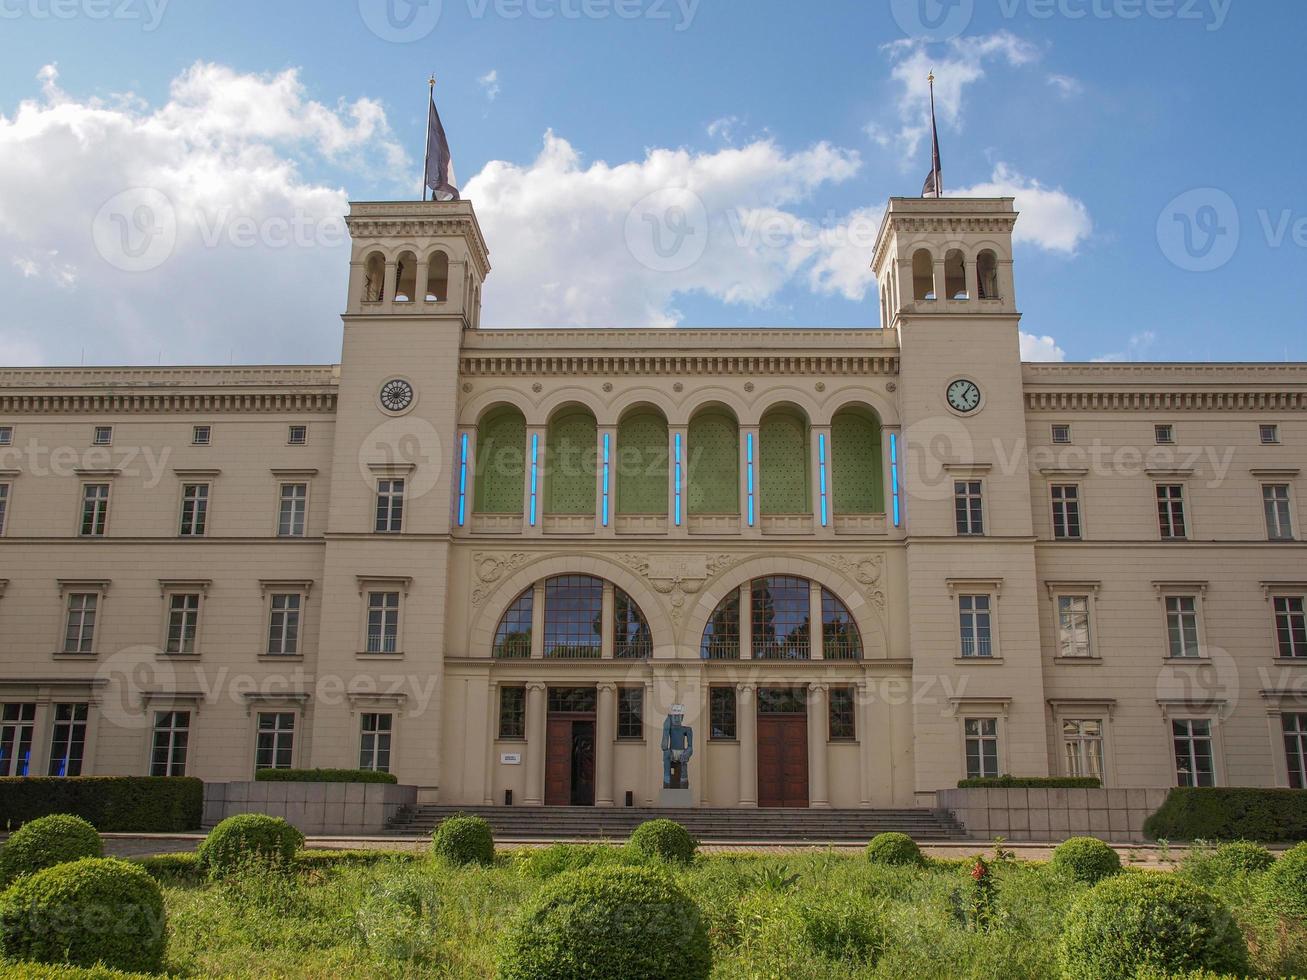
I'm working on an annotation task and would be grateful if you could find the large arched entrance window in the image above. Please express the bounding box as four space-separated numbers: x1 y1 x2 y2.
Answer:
491 574 655 660
700 576 862 661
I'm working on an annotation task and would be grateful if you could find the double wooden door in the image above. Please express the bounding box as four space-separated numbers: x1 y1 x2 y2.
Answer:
544 715 596 806
757 714 809 808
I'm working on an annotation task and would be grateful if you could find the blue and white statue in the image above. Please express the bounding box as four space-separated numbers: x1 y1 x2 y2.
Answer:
661 703 694 790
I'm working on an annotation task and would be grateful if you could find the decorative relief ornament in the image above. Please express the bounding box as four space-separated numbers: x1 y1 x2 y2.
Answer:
673 382 684 393
602 382 613 393
471 552 531 605
462 383 472 393
886 382 897 393
615 553 734 623
532 383 543 394
744 382 755 392
815 382 826 392
379 378 414 413
827 553 886 610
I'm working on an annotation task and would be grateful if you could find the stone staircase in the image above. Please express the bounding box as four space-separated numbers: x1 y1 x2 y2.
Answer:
386 805 965 843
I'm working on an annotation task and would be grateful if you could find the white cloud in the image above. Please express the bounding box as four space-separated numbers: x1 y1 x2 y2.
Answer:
1094 330 1156 362
1046 73 1083 97
1020 332 1066 362
706 115 741 142
479 70 501 103
950 164 1092 254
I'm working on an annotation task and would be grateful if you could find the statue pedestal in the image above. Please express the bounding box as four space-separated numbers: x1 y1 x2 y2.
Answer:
659 788 693 808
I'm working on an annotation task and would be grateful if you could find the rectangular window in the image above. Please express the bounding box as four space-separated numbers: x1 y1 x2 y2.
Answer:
751 577 811 660
80 484 110 537
1166 596 1201 658
0 425 12 446
62 593 98 655
359 713 392 772
1051 484 1082 540
1263 484 1294 541
192 425 211 446
1051 423 1071 445
828 687 856 741
964 717 999 779
255 712 295 771
266 594 302 656
954 480 984 536
1274 597 1307 659
1260 424 1280 445
0 483 9 536
1062 719 1104 780
150 710 190 776
48 703 88 777
1155 424 1175 445
287 425 307 446
1057 595 1092 658
543 576 603 658
958 595 992 658
498 687 526 740
166 593 201 656
375 479 405 533
0 703 36 777
1157 484 1187 540
1172 719 1215 787
278 483 307 537
1285 713 1307 790
366 591 400 653
93 425 113 446
710 687 737 740
617 688 644 740
179 483 210 537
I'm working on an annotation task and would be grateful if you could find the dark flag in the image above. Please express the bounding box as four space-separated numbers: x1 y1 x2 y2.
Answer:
922 71 942 198
424 82 459 202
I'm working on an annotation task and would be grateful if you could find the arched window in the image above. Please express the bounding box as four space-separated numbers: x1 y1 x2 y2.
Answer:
617 409 668 515
831 407 883 515
395 250 417 302
475 406 526 514
701 589 740 659
614 588 652 659
945 248 967 299
426 250 449 301
912 248 935 301
977 250 1000 300
493 587 532 659
544 575 602 658
687 409 739 515
759 406 809 516
752 576 811 659
821 588 863 660
700 576 862 661
362 251 385 303
546 408 597 515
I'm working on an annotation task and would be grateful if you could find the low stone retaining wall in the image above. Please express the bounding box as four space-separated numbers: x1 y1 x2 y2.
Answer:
937 787 1172 844
203 782 417 835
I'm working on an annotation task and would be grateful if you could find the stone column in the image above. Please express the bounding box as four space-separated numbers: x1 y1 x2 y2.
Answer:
808 683 830 808
809 580 824 660
738 583 753 660
484 679 498 805
595 682 616 806
530 581 546 659
601 581 616 659
737 683 757 807
524 682 547 806
858 680 873 807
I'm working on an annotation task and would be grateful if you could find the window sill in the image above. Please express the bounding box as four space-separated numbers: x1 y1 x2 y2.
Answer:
616 738 646 744
259 654 306 663
1054 656 1101 665
495 738 527 744
1274 658 1307 666
828 738 859 745
954 657 1003 664
709 739 739 745
356 651 405 660
1162 656 1209 664
158 653 200 660
52 652 98 660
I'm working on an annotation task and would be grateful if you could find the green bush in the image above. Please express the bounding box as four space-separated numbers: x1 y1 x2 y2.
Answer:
0 776 202 832
956 775 1101 788
431 814 494 866
627 819 697 864
0 965 156 979
0 857 166 973
1260 841 1307 921
1050 836 1122 884
514 842 644 879
498 865 710 980
1144 787 1307 842
254 767 398 783
1057 873 1250 980
0 813 103 885
197 813 304 877
796 896 885 963
865 832 924 867
1187 840 1276 886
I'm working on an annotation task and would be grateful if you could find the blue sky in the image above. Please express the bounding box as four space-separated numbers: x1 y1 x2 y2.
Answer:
0 0 1302 365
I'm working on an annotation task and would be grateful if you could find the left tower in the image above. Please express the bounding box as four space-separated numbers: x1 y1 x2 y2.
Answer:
310 200 490 794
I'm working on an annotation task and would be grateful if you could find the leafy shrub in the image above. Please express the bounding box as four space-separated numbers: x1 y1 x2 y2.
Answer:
865 832 924 867
354 869 441 965
197 813 304 877
499 865 710 980
1050 836 1121 884
1183 840 1275 886
1260 841 1307 921
957 775 1101 788
431 814 494 866
0 813 102 885
514 842 643 879
1057 873 1250 980
254 767 398 783
627 819 697 864
0 857 166 973
0 965 156 979
1144 787 1307 842
796 895 885 963
0 776 201 832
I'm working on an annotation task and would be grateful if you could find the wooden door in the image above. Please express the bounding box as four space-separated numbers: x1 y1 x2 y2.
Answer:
545 717 573 806
757 715 809 808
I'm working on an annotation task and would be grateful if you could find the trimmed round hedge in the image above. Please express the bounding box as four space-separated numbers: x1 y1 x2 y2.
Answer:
196 813 304 877
0 813 103 886
1207 840 1275 877
1057 873 1250 980
431 814 494 866
864 832 924 867
1260 841 1307 921
1051 836 1122 884
627 819 697 864
498 865 710 980
0 857 166 973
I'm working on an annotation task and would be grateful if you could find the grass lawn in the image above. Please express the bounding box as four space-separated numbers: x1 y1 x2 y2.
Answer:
57 842 1295 979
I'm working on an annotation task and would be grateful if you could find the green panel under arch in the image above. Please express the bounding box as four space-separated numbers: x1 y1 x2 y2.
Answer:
687 411 739 515
759 408 809 515
616 411 668 515
474 407 525 514
545 409 597 515
831 409 884 514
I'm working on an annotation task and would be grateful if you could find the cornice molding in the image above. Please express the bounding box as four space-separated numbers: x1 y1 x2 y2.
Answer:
1025 388 1307 412
460 352 900 378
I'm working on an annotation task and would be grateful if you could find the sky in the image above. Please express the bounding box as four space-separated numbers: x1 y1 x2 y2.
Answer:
0 0 1303 367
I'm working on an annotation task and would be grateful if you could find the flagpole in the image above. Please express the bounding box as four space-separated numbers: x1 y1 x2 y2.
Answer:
928 71 941 198
422 74 435 202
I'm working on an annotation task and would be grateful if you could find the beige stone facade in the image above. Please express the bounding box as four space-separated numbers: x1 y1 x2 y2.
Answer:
1 196 1305 810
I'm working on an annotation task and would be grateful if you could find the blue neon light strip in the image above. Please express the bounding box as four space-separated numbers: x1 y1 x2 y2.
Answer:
818 432 828 527
529 433 539 526
746 432 756 527
890 432 901 527
601 432 610 527
457 432 468 526
674 432 683 526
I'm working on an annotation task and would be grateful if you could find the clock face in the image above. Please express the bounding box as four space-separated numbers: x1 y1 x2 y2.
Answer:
946 379 982 414
379 378 414 413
